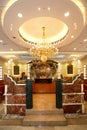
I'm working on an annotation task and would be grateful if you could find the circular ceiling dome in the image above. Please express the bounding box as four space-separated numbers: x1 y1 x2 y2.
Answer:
1 0 86 48
18 17 69 43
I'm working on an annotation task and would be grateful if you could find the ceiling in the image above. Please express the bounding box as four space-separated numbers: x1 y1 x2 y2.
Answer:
0 0 87 63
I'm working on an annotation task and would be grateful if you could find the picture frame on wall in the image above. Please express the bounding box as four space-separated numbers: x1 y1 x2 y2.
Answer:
14 65 19 75
67 64 73 74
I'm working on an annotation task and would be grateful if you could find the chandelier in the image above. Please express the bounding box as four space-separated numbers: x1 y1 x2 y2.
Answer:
30 27 59 62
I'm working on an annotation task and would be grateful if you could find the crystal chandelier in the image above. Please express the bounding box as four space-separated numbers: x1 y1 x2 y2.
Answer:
30 27 59 62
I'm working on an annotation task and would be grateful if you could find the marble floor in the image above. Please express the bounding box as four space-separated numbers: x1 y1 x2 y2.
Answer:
0 125 87 130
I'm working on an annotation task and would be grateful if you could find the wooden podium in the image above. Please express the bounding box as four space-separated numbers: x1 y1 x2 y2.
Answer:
32 79 56 93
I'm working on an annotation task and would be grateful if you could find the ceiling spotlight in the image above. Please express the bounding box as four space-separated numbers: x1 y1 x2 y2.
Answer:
0 40 3 43
18 13 23 18
83 39 87 42
64 12 70 17
38 7 41 11
74 48 76 50
71 35 74 39
48 7 51 11
10 48 13 51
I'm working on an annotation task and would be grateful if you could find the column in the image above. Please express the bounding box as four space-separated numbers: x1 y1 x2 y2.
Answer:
77 60 81 75
4 85 8 115
26 79 33 109
56 62 62 108
58 62 61 79
81 84 85 113
83 65 87 79
27 64 30 79
7 59 12 75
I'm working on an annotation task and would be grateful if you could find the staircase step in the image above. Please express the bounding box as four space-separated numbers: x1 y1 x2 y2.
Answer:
23 114 67 126
26 108 64 115
23 108 67 126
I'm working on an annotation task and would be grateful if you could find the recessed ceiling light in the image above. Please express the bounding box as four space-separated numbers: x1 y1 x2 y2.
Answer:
83 39 87 42
18 13 23 18
38 7 41 11
71 35 74 39
74 48 76 50
48 7 51 11
0 40 3 43
64 12 70 17
10 48 13 51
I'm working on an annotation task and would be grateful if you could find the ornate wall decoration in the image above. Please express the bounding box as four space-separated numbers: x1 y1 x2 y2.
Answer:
29 60 58 79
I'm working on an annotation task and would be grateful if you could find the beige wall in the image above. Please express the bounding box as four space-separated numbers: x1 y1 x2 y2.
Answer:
58 56 87 77
0 56 87 79
11 62 28 78
61 60 82 77
0 57 7 79
0 58 28 79
81 56 87 66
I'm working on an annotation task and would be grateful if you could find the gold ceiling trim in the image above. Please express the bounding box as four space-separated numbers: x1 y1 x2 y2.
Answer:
71 0 86 24
1 0 18 25
1 0 86 25
18 17 69 44
18 29 69 46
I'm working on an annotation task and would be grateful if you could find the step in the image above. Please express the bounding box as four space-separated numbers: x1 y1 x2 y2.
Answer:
23 114 67 126
23 108 67 126
26 108 64 115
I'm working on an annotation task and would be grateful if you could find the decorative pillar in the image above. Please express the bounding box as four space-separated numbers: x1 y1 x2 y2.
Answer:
26 79 33 109
77 60 81 75
56 62 62 108
7 59 12 75
26 64 33 109
83 65 87 79
8 60 11 75
81 84 85 113
4 85 8 115
56 79 62 108
58 62 61 79
27 64 30 79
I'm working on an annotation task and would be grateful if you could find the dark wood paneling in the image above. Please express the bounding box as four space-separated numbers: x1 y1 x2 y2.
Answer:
32 81 56 93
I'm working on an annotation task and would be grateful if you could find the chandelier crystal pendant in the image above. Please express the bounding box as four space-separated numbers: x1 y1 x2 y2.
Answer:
30 27 59 62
